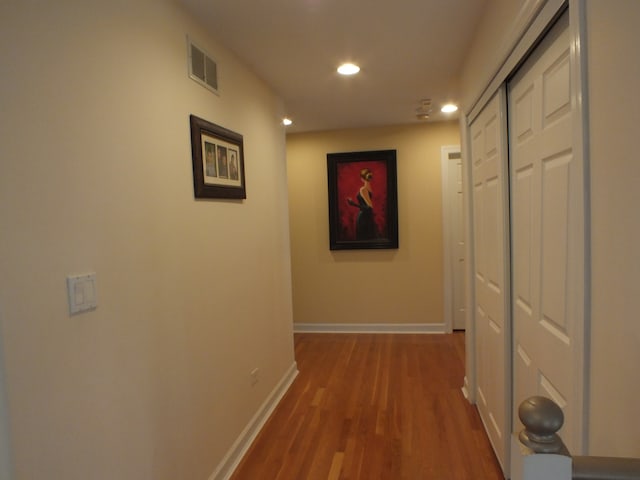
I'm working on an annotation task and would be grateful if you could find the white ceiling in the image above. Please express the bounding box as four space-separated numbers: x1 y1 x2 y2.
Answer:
179 0 488 133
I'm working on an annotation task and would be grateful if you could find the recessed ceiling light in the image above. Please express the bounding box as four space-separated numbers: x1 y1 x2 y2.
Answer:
282 117 293 126
337 63 360 75
441 103 458 113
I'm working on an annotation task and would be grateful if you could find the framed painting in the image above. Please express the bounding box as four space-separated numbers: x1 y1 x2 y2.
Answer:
327 149 398 250
190 114 246 199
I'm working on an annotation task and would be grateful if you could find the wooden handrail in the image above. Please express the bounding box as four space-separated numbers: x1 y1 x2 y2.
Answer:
573 456 640 480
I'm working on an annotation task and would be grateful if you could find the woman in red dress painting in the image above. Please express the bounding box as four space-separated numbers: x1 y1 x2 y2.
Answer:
346 168 376 240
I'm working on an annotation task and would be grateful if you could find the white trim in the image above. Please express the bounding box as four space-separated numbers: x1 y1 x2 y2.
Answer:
293 323 446 334
460 114 477 405
441 145 462 334
498 85 513 476
209 362 299 480
568 0 590 455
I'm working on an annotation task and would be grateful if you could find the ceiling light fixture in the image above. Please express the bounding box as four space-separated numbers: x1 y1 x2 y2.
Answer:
282 117 293 126
441 103 458 113
337 63 360 75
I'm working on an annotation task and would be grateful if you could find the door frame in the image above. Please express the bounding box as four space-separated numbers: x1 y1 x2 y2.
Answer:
460 116 475 402
565 0 590 453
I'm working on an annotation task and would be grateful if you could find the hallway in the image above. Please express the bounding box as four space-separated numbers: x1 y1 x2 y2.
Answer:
230 333 503 479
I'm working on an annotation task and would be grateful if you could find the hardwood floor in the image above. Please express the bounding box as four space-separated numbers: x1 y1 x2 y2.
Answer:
230 333 504 480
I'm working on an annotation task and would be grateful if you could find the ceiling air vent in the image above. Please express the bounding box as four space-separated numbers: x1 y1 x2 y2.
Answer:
188 37 219 95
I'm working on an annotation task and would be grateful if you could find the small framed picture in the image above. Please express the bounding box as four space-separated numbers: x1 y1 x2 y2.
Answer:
190 114 246 199
327 149 399 250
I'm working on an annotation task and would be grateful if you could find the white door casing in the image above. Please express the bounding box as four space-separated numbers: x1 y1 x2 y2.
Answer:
470 90 511 473
441 146 466 332
508 9 586 452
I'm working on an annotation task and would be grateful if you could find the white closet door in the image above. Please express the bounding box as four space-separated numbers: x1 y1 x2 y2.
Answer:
470 90 510 472
508 10 584 451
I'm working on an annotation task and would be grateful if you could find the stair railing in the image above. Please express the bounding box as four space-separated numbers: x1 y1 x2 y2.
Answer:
511 396 640 480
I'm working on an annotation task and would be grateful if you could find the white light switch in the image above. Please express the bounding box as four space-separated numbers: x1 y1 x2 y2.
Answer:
67 273 97 315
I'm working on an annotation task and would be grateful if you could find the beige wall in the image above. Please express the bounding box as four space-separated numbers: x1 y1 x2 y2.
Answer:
460 0 640 458
586 0 640 457
0 1 294 478
286 122 459 327
459 0 527 110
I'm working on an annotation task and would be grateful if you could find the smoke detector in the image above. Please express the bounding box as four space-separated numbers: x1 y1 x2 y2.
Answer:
416 99 432 120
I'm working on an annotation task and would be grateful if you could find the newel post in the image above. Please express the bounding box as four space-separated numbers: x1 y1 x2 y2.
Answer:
510 396 572 480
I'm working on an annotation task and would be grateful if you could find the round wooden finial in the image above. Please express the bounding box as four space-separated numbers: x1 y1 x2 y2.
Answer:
518 396 565 453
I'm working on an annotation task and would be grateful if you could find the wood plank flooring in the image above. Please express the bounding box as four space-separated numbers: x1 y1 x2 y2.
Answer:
230 333 504 480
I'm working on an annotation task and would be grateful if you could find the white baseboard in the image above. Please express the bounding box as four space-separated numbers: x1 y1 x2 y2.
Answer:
209 362 299 480
293 323 446 334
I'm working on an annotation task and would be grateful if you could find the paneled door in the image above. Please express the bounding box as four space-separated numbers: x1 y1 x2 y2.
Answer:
441 146 466 331
508 10 585 452
469 90 511 472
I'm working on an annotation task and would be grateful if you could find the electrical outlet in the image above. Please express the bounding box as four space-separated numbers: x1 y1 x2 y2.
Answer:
250 368 260 386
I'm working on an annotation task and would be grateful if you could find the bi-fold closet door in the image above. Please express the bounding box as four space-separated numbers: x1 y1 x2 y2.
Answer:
508 9 586 454
469 7 586 475
469 89 511 472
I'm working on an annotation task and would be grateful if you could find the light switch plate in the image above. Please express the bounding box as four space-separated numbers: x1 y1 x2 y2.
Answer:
67 273 97 315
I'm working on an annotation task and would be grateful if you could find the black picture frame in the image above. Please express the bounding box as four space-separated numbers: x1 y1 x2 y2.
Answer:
327 149 398 250
190 114 246 199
